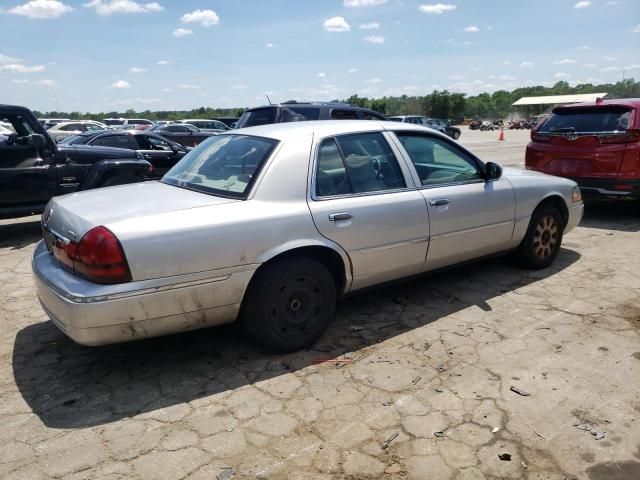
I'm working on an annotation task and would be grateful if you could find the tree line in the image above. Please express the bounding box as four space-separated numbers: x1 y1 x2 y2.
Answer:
34 79 639 123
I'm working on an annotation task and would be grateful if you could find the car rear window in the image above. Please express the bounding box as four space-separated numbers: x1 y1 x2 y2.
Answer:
162 134 278 199
539 106 632 133
236 108 278 128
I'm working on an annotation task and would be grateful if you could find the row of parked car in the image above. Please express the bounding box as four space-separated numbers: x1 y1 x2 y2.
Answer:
2 97 638 222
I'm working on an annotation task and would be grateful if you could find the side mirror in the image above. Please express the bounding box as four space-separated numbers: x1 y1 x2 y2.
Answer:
484 161 503 181
31 133 47 148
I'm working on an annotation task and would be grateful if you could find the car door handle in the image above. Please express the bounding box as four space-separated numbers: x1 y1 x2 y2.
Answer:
429 198 450 207
329 212 353 222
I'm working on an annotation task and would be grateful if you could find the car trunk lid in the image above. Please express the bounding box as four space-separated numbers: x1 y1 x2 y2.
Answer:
42 181 238 244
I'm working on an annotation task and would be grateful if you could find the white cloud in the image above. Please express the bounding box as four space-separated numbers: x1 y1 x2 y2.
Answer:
606 1 620 5
36 79 58 86
344 0 387 6
503 60 512 65
634 25 640 33
323 16 350 32
584 63 597 68
172 28 192 37
12 79 30 84
554 72 571 79
230 84 249 90
418 3 456 14
265 43 275 48
363 35 385 44
624 64 640 70
317 72 326 78
348 68 358 73
181 9 219 27
365 78 382 83
574 1 591 8
129 67 147 73
498 74 515 81
554 58 576 64
8 0 73 19
178 84 201 89
0 54 20 64
157 60 171 65
463 26 479 32
603 56 616 61
83 0 163 15
578 45 590 50
358 22 380 29
600 66 619 72
0 63 45 73
449 74 464 80
111 80 130 89
162 87 171 92
519 61 534 68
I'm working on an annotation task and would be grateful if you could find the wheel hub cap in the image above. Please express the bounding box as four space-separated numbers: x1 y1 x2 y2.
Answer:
533 215 558 259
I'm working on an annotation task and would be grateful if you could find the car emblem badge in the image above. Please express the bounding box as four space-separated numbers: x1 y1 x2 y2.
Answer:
566 133 578 141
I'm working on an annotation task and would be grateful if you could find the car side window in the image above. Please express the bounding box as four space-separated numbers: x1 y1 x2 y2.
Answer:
316 133 406 197
93 135 135 149
395 133 481 186
330 109 358 120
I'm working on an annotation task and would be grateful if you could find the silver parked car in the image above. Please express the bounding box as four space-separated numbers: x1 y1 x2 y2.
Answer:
33 121 583 351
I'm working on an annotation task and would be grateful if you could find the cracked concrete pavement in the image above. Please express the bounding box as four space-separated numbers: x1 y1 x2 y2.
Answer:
1 129 639 479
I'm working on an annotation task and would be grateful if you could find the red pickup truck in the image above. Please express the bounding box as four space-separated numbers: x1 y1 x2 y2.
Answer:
525 98 640 199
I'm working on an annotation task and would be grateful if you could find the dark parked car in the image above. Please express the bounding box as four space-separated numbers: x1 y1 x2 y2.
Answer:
426 118 461 140
234 101 387 129
61 130 188 177
0 105 151 220
146 123 218 147
388 115 461 140
178 119 230 132
526 98 640 199
214 117 240 128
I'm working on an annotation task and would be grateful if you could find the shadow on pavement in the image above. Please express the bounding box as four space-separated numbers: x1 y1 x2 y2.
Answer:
13 248 580 429
0 218 42 250
580 199 640 232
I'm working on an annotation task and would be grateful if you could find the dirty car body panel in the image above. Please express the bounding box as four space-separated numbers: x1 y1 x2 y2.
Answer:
33 121 583 346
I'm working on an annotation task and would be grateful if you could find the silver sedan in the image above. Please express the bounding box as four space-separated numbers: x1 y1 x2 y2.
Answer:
33 121 584 351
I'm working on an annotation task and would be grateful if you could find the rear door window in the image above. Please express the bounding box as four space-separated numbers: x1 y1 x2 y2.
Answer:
540 107 632 133
92 135 136 149
315 133 406 196
280 107 321 122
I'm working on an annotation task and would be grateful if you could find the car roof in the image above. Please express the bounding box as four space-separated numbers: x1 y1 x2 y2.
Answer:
246 102 378 112
556 97 640 110
229 119 446 141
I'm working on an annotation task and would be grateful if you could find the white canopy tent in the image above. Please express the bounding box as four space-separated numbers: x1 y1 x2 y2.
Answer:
512 93 608 106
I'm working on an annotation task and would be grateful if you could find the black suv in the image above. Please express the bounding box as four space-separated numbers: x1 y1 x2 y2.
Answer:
234 101 387 129
0 105 151 220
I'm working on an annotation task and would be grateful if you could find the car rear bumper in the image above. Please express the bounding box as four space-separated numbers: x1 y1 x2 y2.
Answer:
569 178 640 199
32 241 256 346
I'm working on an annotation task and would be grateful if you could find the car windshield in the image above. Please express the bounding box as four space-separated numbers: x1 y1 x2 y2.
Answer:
539 106 632 133
162 134 278 199
236 107 277 128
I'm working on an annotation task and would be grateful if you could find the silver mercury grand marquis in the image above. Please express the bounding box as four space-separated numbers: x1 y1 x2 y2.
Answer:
33 120 584 351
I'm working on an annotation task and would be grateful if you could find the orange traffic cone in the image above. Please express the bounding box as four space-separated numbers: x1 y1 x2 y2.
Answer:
498 129 505 141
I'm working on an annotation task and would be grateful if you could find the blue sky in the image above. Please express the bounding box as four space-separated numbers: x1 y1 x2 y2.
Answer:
1 0 639 113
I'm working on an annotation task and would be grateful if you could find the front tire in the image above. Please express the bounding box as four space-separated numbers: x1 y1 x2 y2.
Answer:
240 258 336 352
516 204 564 269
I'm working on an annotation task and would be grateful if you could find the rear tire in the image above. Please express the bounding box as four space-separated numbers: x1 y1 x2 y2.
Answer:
516 204 564 269
100 173 143 187
240 258 336 352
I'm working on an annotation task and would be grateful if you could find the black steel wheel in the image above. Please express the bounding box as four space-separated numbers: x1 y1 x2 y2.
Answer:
240 258 336 352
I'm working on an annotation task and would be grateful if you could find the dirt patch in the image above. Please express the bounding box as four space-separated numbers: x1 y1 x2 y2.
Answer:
571 409 607 427
586 460 640 480
617 302 640 331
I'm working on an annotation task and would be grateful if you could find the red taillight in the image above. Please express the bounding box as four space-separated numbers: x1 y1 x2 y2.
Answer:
75 226 132 284
531 131 551 143
599 129 640 144
51 226 131 284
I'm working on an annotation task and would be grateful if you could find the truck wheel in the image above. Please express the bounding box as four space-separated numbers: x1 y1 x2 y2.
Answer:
240 258 336 352
516 204 564 269
100 174 143 187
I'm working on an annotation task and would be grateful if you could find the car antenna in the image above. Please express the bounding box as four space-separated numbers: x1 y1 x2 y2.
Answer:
265 94 273 105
